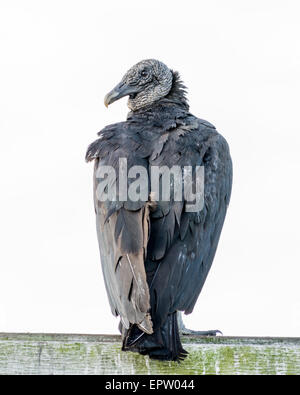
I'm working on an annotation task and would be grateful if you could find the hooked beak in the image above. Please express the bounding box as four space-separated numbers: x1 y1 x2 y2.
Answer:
104 81 138 107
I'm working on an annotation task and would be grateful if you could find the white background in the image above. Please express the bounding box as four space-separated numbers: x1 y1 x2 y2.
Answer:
0 0 299 337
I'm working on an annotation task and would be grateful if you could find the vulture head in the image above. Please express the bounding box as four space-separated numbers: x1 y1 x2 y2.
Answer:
104 59 174 111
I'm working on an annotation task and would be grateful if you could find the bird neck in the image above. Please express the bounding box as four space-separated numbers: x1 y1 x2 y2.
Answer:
162 71 189 110
127 71 189 117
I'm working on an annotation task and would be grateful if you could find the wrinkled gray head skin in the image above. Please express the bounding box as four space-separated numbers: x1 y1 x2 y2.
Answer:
104 59 173 111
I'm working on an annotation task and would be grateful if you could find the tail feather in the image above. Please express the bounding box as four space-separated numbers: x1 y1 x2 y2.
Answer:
122 311 188 361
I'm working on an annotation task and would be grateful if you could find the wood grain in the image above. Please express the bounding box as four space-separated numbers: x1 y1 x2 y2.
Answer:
0 333 299 375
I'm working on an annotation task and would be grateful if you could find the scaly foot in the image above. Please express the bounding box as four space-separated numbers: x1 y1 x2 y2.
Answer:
177 312 223 336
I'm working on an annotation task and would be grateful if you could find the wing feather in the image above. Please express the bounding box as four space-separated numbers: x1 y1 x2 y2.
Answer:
146 122 232 328
87 113 232 337
89 123 153 334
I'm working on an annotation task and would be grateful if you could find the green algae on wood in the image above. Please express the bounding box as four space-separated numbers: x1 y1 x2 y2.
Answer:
0 333 299 375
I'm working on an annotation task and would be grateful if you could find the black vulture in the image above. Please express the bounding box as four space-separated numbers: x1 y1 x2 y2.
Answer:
86 59 232 361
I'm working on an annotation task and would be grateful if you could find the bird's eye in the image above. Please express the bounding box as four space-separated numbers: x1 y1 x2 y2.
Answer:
141 69 148 78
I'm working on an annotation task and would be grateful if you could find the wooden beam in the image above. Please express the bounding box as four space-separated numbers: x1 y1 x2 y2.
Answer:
0 333 299 375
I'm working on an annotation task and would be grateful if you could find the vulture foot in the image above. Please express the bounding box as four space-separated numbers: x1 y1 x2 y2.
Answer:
177 312 222 336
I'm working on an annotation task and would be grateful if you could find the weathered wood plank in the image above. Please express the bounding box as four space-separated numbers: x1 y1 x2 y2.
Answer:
0 333 299 375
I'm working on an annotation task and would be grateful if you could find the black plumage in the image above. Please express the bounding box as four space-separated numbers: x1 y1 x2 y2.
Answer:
86 61 232 361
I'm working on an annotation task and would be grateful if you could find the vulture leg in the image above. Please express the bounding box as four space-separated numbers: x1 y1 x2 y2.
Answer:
177 312 222 336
